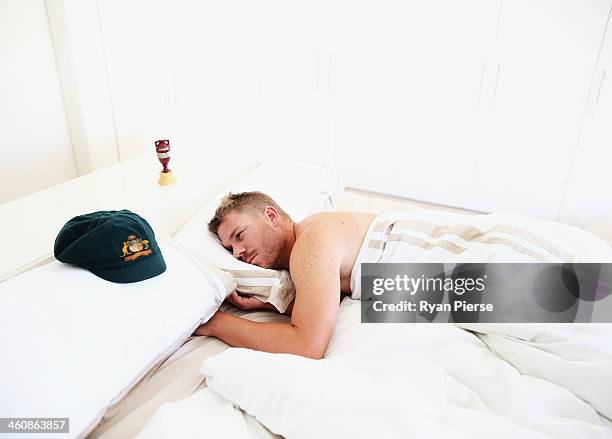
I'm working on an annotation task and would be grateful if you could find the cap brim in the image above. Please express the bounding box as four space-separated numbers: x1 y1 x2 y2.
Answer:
90 252 167 283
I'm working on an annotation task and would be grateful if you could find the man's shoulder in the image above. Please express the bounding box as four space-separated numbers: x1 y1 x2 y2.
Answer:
289 216 345 276
292 212 340 246
288 212 376 283
297 211 376 233
292 211 376 255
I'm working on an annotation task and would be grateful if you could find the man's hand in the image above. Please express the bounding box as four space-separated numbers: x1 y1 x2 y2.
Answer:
226 291 277 311
193 310 222 336
193 293 289 337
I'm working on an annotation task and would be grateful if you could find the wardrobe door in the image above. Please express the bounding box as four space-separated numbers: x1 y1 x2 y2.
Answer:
560 10 612 227
469 0 612 219
334 0 500 208
98 1 258 162
256 0 335 163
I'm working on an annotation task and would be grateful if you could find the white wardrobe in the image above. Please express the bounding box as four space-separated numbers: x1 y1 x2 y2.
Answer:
328 0 612 222
468 0 611 221
560 15 612 227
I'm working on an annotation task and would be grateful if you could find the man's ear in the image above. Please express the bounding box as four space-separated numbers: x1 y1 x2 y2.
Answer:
264 206 280 225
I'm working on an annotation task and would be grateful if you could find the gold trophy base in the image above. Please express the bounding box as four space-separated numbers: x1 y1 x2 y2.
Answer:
158 171 176 186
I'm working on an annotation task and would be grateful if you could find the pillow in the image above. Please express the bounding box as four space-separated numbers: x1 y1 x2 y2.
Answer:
174 160 340 312
0 235 234 438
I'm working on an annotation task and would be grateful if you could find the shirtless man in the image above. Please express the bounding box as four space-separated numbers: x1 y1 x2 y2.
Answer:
193 191 375 359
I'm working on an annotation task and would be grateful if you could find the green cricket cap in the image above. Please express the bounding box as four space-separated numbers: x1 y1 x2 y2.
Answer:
54 210 166 283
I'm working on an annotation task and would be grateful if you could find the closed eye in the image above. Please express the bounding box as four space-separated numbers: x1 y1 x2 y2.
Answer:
237 230 244 240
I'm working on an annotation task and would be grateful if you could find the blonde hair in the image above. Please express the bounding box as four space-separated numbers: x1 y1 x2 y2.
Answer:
207 191 289 235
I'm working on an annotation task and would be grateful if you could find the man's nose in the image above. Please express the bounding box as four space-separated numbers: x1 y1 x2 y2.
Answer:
233 246 245 260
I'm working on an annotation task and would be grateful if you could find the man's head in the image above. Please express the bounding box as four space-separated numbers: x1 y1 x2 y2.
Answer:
208 192 292 269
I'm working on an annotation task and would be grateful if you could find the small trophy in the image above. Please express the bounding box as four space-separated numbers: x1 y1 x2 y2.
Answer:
155 139 176 186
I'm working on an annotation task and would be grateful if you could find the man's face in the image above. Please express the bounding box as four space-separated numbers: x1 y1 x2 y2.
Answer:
217 209 285 269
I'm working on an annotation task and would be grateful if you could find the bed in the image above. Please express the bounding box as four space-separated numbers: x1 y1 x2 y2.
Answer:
90 189 484 438
1 158 611 439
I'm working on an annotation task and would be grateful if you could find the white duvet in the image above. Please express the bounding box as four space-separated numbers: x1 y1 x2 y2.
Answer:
141 299 611 438
457 323 612 421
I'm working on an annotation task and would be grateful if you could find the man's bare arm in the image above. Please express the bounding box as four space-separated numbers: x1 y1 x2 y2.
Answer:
195 312 317 356
195 226 342 359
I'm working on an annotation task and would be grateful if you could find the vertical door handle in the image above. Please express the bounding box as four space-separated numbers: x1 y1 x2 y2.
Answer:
314 52 333 94
315 52 321 92
491 63 501 109
327 54 333 93
589 69 606 118
172 60 180 106
162 59 180 107
162 60 171 108
477 62 486 107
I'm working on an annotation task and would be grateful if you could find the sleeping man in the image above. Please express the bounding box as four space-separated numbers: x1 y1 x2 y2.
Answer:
192 190 612 358
193 191 376 359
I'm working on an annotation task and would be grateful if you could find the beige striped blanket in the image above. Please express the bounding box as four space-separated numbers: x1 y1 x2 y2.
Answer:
350 210 612 299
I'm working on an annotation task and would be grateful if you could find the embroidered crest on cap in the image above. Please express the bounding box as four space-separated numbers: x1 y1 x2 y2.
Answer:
121 234 153 261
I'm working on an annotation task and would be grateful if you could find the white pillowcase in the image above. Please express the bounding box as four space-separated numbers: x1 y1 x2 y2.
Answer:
0 236 234 438
174 160 339 312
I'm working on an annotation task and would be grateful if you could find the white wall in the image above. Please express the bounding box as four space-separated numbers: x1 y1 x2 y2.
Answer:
0 0 77 204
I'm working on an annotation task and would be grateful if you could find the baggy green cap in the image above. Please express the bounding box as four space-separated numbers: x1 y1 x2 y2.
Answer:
54 210 166 283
